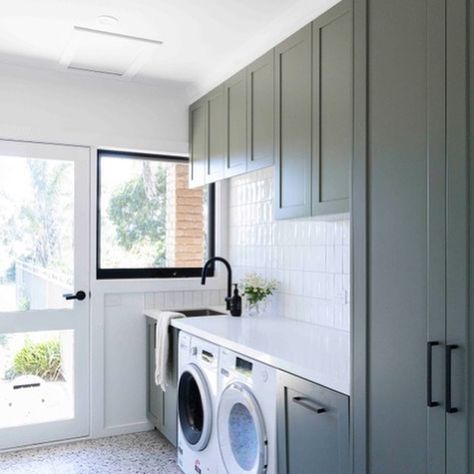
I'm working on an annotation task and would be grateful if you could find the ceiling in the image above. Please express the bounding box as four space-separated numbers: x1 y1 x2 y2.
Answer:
0 0 337 100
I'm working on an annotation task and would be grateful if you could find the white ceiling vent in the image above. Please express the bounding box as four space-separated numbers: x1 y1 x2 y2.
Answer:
60 26 163 78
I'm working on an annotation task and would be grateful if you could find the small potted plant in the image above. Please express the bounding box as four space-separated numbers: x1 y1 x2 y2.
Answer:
241 273 279 317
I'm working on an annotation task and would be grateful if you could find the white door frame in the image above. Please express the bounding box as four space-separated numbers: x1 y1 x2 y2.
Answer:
0 140 91 450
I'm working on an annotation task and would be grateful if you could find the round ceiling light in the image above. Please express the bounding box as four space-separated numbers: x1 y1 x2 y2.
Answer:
97 15 119 26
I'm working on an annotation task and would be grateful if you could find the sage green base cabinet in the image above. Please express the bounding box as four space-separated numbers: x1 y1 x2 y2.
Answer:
277 371 349 474
275 0 352 220
146 317 178 447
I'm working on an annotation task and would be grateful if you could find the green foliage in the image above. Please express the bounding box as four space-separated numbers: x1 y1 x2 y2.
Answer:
13 339 63 381
107 163 167 266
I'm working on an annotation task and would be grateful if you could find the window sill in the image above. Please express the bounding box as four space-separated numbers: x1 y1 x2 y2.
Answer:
91 275 226 295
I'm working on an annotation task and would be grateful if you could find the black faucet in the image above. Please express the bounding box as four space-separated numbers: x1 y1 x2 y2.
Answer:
201 256 232 311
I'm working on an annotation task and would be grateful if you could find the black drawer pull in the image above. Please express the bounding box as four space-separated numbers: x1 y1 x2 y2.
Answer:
446 344 459 414
427 341 439 407
292 396 326 414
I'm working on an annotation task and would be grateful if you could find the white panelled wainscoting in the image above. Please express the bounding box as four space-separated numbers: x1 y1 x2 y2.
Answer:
229 167 350 331
91 285 227 438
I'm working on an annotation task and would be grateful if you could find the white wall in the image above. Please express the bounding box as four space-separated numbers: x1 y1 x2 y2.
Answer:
0 63 189 154
229 167 350 331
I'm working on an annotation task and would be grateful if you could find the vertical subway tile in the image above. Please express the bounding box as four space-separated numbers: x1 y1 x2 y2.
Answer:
227 167 350 331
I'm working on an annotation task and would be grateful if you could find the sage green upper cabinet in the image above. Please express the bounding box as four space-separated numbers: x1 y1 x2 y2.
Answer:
189 1 353 205
274 25 312 220
312 0 352 215
247 50 275 172
189 86 225 188
206 85 225 183
224 69 248 178
189 98 207 188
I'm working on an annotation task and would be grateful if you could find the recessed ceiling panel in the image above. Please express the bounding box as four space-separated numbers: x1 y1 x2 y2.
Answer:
61 26 162 77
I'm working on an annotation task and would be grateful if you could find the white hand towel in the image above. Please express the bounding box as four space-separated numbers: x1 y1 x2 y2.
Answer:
155 311 184 391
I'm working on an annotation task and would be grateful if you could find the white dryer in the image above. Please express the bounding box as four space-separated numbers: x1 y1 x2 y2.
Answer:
216 348 277 474
177 332 219 474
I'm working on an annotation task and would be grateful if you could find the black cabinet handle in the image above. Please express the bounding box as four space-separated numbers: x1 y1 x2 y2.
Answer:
292 396 326 414
446 344 459 414
427 341 439 407
62 290 87 301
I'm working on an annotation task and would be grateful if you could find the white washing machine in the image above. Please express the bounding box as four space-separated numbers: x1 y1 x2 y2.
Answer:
177 332 219 474
216 348 277 474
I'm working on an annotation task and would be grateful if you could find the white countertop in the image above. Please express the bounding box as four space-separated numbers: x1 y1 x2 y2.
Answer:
170 315 350 395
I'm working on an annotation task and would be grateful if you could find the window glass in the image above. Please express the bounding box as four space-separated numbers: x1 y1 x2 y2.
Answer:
97 152 213 278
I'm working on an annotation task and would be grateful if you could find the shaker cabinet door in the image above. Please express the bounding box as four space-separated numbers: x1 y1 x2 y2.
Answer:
247 50 275 172
277 371 349 474
312 1 352 215
224 69 248 178
206 85 225 183
189 98 207 188
274 24 312 220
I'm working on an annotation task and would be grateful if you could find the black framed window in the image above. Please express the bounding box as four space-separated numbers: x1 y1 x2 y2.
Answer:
97 150 215 279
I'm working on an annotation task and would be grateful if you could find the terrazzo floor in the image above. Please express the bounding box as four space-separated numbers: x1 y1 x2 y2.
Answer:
0 431 181 474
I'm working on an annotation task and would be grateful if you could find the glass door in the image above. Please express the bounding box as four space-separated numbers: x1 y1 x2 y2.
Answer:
0 140 90 450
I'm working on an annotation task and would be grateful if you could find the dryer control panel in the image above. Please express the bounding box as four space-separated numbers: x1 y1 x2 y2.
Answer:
220 348 274 389
235 356 253 377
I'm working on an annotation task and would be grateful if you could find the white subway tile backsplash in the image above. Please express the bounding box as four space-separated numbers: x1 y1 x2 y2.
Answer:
229 167 350 331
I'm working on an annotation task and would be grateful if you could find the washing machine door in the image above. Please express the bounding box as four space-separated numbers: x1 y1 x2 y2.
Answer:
217 382 267 474
178 363 213 451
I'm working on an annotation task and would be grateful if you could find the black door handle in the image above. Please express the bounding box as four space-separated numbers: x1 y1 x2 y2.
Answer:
292 396 326 414
427 341 439 407
446 344 459 414
63 290 87 301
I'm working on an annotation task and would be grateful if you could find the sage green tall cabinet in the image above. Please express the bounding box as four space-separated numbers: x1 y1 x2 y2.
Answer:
352 0 470 472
